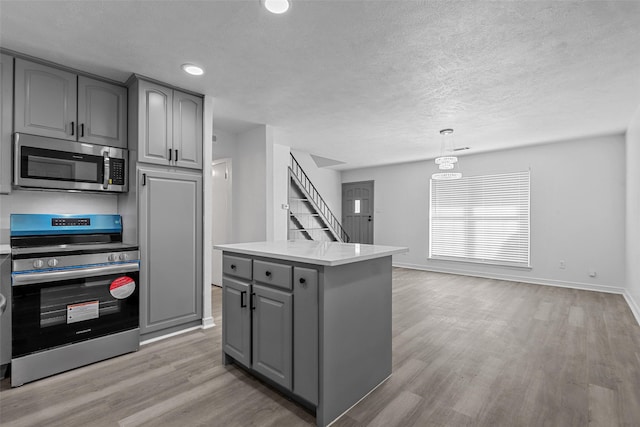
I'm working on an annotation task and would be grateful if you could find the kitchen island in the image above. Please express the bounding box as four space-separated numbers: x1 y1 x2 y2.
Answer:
214 240 408 427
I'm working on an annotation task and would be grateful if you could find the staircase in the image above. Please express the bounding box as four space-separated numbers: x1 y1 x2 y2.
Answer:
288 154 350 243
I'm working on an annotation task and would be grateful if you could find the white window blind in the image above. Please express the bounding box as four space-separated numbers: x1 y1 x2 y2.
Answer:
429 171 530 268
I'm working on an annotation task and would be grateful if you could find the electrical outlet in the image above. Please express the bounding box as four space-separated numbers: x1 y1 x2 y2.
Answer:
559 260 566 269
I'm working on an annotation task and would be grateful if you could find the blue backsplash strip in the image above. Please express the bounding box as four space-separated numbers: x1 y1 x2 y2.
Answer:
10 214 122 236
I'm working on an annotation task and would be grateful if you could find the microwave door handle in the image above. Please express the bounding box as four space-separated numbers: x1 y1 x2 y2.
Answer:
103 152 110 189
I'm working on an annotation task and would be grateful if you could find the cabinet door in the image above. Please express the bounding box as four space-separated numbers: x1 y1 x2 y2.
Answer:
0 54 13 194
293 266 319 404
222 277 251 368
252 284 292 390
14 59 77 140
139 167 202 335
78 76 127 148
172 90 202 170
138 80 172 166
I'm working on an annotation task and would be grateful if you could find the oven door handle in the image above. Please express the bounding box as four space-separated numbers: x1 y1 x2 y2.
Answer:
12 262 140 286
0 293 6 316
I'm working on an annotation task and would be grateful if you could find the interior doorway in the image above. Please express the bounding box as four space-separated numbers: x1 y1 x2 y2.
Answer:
211 158 232 287
342 180 374 244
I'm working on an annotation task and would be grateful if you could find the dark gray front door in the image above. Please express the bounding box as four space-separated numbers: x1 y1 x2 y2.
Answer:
342 181 374 244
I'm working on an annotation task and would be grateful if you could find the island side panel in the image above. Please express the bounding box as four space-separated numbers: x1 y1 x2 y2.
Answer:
317 256 393 426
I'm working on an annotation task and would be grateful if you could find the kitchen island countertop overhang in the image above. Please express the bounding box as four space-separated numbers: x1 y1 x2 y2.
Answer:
213 240 408 266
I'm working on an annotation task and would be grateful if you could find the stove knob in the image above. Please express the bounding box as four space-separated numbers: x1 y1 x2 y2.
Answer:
108 253 117 262
119 253 128 261
33 259 44 269
47 258 59 268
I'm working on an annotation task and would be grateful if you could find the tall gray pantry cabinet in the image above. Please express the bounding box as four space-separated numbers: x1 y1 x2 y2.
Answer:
138 167 202 335
128 76 204 340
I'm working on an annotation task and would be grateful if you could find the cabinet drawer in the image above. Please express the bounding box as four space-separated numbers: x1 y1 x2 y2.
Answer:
254 260 292 291
223 255 252 280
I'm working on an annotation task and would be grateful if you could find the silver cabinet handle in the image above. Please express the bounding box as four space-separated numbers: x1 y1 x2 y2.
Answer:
12 262 139 286
0 293 6 316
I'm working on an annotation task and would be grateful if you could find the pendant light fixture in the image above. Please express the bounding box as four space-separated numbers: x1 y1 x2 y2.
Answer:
432 128 462 180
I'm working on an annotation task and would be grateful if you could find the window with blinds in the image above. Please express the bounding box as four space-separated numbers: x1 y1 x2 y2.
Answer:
429 171 530 268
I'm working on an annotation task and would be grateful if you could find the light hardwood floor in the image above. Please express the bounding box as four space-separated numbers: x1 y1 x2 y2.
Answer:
1 268 639 426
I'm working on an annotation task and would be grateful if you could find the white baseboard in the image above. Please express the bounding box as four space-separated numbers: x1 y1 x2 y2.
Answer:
393 262 638 325
140 325 202 346
623 290 640 326
202 316 216 329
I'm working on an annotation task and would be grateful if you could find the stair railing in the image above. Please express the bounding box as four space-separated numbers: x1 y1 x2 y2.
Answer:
289 154 350 243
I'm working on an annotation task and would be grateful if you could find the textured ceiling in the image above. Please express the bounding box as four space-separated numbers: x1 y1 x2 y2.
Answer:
1 1 640 170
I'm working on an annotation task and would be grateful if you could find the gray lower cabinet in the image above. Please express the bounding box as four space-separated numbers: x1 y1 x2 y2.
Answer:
222 255 317 403
1 54 13 194
222 277 251 366
252 284 292 389
138 166 202 337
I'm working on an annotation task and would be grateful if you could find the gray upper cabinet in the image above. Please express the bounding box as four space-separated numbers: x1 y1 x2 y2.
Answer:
138 166 203 335
137 80 172 165
78 76 127 148
136 79 202 170
173 91 203 169
14 58 77 141
0 54 13 194
14 58 127 147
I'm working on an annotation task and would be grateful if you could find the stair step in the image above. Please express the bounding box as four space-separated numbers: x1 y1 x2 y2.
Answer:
290 213 319 216
290 227 329 232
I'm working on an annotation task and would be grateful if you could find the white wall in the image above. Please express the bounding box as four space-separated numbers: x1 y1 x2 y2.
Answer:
290 149 342 223
233 126 268 243
271 143 290 240
342 134 626 292
0 190 118 243
212 129 238 162
626 105 640 322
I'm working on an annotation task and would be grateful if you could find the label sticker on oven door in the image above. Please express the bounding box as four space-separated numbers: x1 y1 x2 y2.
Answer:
67 301 100 324
110 276 136 299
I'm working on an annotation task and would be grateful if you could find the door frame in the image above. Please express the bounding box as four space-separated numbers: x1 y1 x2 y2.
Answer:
212 158 233 287
341 180 375 244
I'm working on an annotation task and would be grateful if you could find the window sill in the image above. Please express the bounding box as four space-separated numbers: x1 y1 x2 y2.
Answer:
428 256 532 271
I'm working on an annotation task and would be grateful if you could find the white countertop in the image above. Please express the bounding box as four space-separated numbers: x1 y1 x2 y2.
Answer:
214 240 408 266
0 244 10 255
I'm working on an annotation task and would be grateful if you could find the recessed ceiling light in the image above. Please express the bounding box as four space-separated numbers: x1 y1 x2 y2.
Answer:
181 64 204 76
263 0 290 14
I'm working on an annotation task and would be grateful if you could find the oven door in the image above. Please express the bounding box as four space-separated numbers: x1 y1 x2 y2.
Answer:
11 262 139 358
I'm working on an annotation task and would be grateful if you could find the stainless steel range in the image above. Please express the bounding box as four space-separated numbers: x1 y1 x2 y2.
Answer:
10 214 140 387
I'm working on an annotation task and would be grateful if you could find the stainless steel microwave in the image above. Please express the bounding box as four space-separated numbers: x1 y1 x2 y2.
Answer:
13 133 128 193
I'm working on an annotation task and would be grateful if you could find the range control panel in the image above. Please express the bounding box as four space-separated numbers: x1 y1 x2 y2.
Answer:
51 218 91 227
